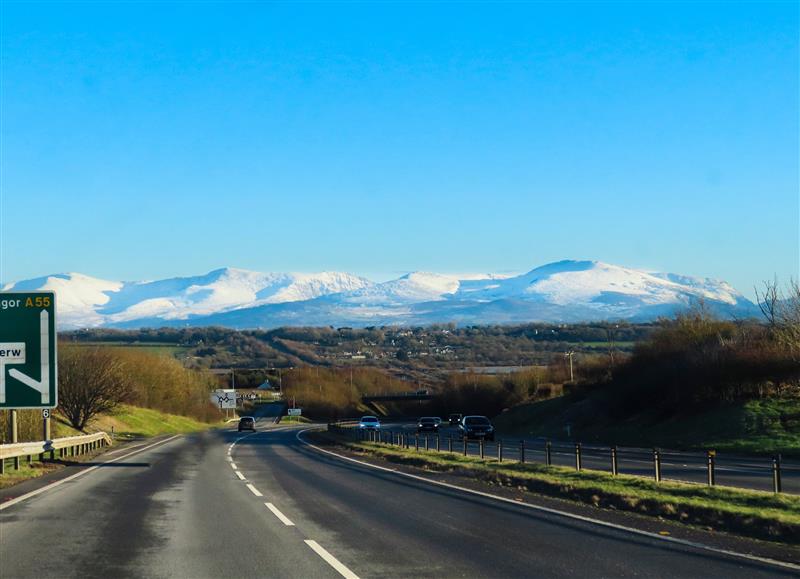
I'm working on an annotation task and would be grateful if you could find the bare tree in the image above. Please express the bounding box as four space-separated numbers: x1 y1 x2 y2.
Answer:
58 347 133 431
755 278 800 358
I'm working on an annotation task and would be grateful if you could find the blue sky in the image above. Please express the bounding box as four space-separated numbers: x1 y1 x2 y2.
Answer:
1 1 797 296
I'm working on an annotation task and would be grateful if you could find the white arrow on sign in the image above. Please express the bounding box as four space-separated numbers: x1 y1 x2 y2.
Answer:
6 310 51 404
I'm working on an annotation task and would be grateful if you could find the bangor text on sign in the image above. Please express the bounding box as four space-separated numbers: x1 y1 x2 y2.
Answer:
0 292 58 408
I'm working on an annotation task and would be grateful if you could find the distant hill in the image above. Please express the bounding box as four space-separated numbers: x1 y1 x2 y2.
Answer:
3 260 760 329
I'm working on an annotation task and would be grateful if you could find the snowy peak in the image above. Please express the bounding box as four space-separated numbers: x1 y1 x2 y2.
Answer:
3 261 757 329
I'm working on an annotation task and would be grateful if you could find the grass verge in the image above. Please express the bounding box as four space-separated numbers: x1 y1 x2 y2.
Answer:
90 404 219 440
323 432 800 544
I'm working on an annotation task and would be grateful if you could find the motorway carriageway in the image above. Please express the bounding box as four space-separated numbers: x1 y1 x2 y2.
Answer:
390 423 800 495
0 421 798 578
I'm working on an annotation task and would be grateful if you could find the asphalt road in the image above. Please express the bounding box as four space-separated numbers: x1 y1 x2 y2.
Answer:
391 423 799 495
0 422 796 578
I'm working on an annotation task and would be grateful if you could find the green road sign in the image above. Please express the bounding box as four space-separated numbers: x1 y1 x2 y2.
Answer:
0 292 57 409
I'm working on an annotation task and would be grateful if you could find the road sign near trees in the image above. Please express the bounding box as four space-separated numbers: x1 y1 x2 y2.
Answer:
0 292 58 409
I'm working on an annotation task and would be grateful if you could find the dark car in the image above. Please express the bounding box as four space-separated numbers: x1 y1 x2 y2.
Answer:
237 416 256 432
458 415 495 441
417 417 439 433
448 413 462 426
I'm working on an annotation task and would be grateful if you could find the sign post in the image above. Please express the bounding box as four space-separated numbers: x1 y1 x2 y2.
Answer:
0 292 58 409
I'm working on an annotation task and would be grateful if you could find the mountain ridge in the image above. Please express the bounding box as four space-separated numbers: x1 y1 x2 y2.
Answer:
3 260 760 329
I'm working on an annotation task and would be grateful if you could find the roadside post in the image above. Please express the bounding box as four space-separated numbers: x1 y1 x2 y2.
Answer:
11 409 19 470
479 438 485 459
463 437 468 456
611 446 618 476
773 455 782 494
653 449 662 482
424 435 429 451
435 434 440 452
575 442 582 471
519 440 525 464
707 450 716 486
415 434 419 451
497 439 503 462
545 440 552 466
448 435 453 453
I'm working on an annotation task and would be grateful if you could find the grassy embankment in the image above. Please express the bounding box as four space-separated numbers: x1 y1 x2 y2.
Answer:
494 392 800 457
323 433 800 544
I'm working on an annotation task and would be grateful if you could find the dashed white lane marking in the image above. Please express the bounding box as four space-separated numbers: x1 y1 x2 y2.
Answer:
230 462 238 470
246 483 263 497
264 502 295 526
0 435 182 512
234 470 246 481
304 540 359 579
297 429 800 573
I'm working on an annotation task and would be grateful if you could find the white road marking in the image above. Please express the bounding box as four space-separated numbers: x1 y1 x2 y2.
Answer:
304 540 359 579
234 470 246 481
246 483 263 497
297 429 800 573
230 462 238 470
0 435 182 511
264 502 295 526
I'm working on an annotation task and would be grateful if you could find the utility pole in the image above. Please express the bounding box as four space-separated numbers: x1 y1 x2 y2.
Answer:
565 350 574 382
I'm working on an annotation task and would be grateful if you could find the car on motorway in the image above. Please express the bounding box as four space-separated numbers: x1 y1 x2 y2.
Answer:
433 417 442 427
237 416 256 432
358 416 381 430
458 415 495 441
448 413 462 425
417 417 439 433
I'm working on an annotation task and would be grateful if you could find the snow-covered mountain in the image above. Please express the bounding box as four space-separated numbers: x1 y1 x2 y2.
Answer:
3 261 759 329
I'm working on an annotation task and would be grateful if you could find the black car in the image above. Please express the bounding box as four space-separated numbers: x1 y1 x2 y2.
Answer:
417 417 439 433
458 415 495 441
237 416 256 432
448 413 462 426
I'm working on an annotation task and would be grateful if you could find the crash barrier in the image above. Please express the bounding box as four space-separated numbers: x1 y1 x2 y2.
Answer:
327 423 795 495
0 431 112 474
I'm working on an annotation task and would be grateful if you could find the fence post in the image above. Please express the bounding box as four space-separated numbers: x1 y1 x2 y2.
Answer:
545 440 552 466
653 449 662 483
773 455 783 494
498 439 503 462
479 438 485 459
424 436 429 452
707 451 716 486
575 443 582 471
463 437 468 456
520 440 525 464
611 446 618 476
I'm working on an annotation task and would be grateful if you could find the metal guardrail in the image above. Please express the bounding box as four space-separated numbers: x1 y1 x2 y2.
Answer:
328 423 793 495
0 431 112 474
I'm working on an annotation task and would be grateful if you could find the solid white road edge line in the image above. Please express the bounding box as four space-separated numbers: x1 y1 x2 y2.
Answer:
304 539 359 579
230 462 238 470
246 483 263 497
296 429 800 572
235 470 246 481
265 502 295 526
0 435 182 511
